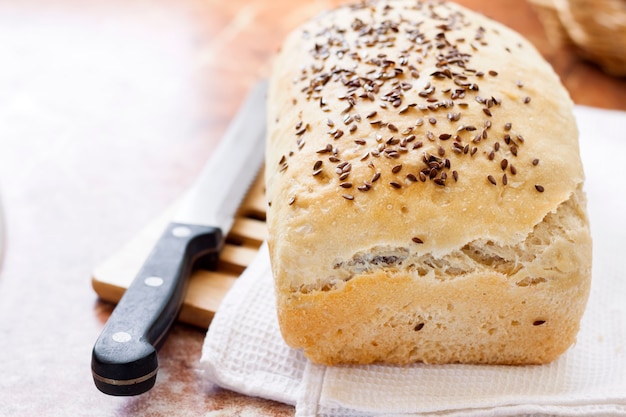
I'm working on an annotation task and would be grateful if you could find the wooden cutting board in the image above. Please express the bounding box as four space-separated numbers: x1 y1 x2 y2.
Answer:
91 171 267 329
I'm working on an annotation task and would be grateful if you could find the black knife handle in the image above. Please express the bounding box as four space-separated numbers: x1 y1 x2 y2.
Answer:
91 222 222 396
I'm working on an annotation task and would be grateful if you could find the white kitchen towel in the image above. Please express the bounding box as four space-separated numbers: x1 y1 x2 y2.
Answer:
200 106 626 417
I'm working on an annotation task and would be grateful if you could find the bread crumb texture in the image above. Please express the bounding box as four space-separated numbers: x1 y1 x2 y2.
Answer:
265 0 591 365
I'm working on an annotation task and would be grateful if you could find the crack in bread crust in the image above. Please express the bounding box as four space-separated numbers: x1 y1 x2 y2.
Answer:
298 187 587 293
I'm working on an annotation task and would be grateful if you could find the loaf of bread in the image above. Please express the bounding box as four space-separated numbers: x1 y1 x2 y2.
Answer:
265 0 592 365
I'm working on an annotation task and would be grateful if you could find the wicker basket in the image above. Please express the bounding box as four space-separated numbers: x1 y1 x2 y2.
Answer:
528 0 626 76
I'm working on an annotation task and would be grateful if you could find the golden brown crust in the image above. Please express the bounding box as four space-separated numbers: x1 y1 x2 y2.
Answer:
276 189 592 365
265 0 591 365
278 272 590 365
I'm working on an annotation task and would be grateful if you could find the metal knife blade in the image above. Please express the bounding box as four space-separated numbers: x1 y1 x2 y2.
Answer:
91 81 267 396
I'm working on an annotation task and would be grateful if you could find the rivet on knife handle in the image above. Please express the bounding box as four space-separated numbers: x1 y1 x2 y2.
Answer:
91 223 222 396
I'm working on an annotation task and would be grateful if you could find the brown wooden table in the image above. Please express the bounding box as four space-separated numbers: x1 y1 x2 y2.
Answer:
0 0 624 415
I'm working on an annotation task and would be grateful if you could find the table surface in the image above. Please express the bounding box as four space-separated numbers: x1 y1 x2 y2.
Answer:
0 0 624 415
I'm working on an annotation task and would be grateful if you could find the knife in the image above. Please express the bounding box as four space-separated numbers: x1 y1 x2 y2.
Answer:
91 81 267 396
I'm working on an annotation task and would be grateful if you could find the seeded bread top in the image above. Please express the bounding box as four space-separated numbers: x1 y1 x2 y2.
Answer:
265 0 583 290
